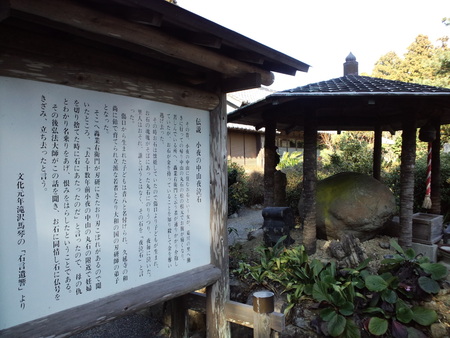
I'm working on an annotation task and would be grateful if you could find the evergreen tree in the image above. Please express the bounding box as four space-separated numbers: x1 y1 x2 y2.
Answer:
401 35 436 84
372 51 404 80
371 34 450 88
434 36 450 88
371 32 450 143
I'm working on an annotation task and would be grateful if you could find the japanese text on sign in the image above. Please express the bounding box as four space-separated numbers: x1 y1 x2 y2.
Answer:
0 77 211 330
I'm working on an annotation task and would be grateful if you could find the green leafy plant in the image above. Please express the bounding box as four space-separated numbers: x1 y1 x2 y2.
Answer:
362 273 438 336
277 151 303 171
232 236 317 312
232 238 446 338
379 239 448 300
232 236 288 286
359 239 446 336
320 132 374 177
314 259 369 337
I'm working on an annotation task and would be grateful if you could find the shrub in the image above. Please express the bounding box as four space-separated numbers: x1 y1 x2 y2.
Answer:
321 132 374 177
285 170 303 213
227 162 249 215
276 151 304 213
246 171 264 206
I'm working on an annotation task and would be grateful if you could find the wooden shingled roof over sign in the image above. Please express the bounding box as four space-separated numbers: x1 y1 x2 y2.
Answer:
0 0 310 103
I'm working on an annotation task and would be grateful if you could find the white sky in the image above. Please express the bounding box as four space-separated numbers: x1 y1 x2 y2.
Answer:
180 0 449 90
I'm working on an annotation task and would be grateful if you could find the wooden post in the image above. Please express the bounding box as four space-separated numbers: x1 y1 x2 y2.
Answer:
206 94 230 337
252 291 274 338
302 114 318 255
264 121 277 207
182 292 285 333
399 114 416 248
430 120 441 214
168 297 188 338
373 125 382 181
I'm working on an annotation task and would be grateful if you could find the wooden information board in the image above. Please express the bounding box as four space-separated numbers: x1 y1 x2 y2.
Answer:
0 76 212 332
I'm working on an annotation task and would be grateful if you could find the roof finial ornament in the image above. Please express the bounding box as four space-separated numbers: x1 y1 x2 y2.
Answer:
346 52 356 62
344 52 358 76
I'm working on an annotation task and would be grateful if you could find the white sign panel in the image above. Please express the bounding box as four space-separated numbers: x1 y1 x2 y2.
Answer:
0 77 211 330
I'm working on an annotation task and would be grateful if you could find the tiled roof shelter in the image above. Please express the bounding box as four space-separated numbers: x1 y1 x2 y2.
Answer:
228 75 450 132
228 54 450 253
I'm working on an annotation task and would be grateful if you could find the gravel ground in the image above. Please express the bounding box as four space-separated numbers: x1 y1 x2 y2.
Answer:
227 206 399 270
227 205 265 246
71 311 166 338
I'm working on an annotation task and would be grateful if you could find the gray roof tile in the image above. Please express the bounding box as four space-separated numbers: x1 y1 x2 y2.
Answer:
281 75 450 94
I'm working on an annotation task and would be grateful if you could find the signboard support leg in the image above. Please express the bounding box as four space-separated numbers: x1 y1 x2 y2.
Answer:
206 95 230 337
168 297 189 338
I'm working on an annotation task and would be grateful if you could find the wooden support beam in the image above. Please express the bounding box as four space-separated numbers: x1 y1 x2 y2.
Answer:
399 114 417 248
168 297 189 338
430 120 441 214
124 7 163 26
5 0 275 86
232 50 265 65
284 124 299 135
226 301 284 333
207 94 230 337
221 73 262 93
183 293 285 333
373 125 382 181
0 50 219 111
263 121 277 207
186 31 222 49
0 0 10 21
302 114 318 255
1 265 221 337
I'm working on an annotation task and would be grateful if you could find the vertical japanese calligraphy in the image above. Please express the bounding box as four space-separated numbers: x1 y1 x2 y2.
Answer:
0 76 211 330
16 173 27 311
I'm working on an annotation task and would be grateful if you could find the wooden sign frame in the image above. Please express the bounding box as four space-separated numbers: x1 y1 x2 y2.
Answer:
0 77 227 337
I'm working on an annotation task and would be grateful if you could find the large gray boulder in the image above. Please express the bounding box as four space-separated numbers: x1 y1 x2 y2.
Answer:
300 172 396 241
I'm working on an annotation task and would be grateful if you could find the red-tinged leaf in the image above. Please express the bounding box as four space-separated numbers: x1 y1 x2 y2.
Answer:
391 320 408 338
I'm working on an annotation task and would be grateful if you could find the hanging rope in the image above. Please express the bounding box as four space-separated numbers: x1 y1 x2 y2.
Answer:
422 142 432 209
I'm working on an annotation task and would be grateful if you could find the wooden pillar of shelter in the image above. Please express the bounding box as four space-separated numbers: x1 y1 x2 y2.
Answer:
430 120 441 214
206 94 230 338
302 114 318 255
373 125 382 181
399 115 417 248
263 121 277 207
